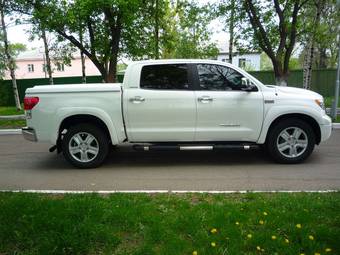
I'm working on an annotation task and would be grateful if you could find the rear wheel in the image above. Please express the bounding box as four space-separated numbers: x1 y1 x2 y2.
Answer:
62 124 109 168
266 119 315 164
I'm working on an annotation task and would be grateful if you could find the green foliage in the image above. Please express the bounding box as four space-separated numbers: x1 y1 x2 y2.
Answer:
299 0 339 68
260 52 273 71
0 192 339 254
0 42 26 78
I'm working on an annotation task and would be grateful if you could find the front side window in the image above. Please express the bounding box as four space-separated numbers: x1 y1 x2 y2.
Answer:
140 64 189 90
197 64 245 91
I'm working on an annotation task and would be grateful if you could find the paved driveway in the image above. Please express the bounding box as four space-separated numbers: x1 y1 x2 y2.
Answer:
0 131 340 191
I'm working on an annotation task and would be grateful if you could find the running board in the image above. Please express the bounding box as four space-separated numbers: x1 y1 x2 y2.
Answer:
133 144 258 151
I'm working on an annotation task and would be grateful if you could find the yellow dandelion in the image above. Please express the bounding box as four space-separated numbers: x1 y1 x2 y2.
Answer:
309 235 314 240
210 228 217 234
247 234 252 239
296 224 302 228
211 242 216 247
271 235 277 240
325 248 332 252
285 238 289 244
263 212 268 216
300 253 305 255
192 251 198 255
256 246 261 251
235 221 240 225
259 220 264 225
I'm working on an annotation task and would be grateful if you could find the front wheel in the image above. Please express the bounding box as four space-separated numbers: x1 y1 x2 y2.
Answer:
266 119 315 164
62 124 109 168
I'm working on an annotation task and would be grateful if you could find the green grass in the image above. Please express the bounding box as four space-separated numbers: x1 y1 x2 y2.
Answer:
0 106 25 128
324 97 340 108
0 106 24 116
0 120 26 129
0 192 339 255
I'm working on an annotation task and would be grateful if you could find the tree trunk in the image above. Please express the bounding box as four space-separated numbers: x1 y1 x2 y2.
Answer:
154 0 159 59
273 62 288 86
41 28 53 85
79 30 86 83
228 0 235 63
302 0 323 90
0 4 22 110
318 48 327 68
303 42 314 89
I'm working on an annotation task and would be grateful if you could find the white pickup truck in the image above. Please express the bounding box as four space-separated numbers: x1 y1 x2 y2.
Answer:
22 59 332 168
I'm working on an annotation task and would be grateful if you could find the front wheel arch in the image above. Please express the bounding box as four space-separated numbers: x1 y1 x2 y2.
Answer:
265 113 321 145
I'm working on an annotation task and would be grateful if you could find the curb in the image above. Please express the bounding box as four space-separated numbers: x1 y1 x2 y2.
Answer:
0 129 21 135
0 189 338 194
0 114 26 120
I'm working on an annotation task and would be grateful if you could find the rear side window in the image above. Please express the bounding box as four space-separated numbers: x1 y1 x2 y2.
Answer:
140 64 189 90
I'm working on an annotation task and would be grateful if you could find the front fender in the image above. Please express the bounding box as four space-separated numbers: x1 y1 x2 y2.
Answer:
257 105 323 144
51 107 120 145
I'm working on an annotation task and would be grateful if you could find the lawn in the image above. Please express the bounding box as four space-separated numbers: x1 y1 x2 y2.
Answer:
0 106 25 128
0 106 24 116
0 192 339 255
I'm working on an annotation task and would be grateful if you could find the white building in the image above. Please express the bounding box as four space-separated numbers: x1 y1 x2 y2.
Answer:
216 41 261 71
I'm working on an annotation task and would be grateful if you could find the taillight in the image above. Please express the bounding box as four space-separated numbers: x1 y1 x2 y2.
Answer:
24 97 39 110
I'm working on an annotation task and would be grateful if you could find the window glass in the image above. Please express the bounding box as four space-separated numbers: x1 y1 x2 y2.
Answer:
28 64 34 73
57 63 65 72
197 64 245 91
140 64 189 90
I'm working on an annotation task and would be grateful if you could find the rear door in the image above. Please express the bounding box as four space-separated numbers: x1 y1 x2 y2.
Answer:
194 63 264 142
124 63 197 142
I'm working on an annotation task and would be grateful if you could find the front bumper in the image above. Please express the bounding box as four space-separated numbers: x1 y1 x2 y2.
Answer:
320 115 332 142
22 127 37 142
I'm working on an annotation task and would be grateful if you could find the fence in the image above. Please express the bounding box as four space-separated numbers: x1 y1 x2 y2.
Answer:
0 69 337 106
248 69 337 97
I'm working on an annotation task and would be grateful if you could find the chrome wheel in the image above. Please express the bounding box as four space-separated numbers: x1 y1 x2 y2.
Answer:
276 127 308 158
68 132 99 163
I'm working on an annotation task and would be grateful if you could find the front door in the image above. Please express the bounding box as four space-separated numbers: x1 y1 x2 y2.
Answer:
124 64 196 142
194 63 264 142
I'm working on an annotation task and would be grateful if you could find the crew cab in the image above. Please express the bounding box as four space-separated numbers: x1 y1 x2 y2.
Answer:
22 59 332 168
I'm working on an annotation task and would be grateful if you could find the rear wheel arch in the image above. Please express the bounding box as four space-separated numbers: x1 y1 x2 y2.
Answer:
58 114 113 144
265 113 321 145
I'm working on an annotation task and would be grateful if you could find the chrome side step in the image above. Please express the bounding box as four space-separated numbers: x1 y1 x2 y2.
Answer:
133 144 258 151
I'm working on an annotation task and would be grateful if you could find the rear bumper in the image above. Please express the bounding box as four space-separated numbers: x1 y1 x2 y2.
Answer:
22 127 37 142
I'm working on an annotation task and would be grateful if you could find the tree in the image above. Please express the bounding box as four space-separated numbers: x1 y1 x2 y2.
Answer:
301 0 325 89
23 0 150 83
169 0 218 59
218 0 240 63
0 0 21 110
241 0 307 86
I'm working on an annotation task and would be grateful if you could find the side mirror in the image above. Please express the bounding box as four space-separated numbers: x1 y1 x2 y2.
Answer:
241 77 250 86
241 78 257 92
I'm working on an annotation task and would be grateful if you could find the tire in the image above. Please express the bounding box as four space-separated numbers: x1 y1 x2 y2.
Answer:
62 123 109 168
266 118 315 164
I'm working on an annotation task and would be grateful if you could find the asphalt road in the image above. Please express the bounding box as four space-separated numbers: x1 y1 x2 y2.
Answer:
0 131 340 191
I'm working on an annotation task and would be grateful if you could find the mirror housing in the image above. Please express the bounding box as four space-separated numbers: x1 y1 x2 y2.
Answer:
241 77 257 92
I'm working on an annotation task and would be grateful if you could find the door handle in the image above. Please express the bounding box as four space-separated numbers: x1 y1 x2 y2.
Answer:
198 96 214 103
129 96 145 103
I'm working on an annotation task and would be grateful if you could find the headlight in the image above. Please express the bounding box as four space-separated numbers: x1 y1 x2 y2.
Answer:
315 99 325 111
